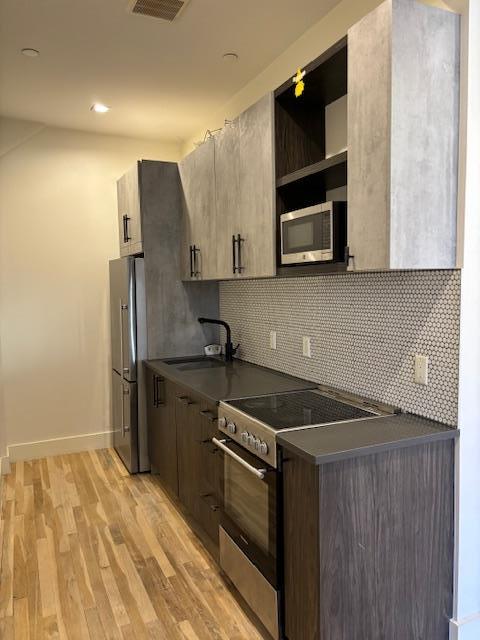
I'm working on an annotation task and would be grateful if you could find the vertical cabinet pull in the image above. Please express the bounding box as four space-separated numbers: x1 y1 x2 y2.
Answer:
189 245 194 278
232 235 237 274
153 375 165 408
189 245 201 278
122 214 131 243
232 234 245 274
192 245 200 277
156 377 165 407
237 234 244 273
153 375 158 407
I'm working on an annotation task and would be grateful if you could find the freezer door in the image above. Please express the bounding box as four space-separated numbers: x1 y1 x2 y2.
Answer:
109 258 137 382
112 371 139 474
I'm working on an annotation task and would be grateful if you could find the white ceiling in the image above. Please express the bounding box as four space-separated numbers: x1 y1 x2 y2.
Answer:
0 0 342 142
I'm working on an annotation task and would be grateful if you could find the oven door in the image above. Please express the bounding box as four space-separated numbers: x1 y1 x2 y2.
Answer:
213 436 279 588
281 203 333 264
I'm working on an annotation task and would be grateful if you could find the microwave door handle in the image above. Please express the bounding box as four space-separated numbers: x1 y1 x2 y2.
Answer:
212 438 266 480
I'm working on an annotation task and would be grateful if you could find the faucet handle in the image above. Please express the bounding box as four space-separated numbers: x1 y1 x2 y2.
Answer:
232 343 240 356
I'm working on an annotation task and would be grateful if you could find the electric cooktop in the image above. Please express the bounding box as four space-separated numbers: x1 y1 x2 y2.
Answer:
226 389 378 430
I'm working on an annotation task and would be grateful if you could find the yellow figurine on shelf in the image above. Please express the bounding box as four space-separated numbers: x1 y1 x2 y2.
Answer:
293 67 306 97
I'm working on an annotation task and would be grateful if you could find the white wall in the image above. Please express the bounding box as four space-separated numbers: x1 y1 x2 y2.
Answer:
0 119 180 462
449 1 480 637
181 0 451 155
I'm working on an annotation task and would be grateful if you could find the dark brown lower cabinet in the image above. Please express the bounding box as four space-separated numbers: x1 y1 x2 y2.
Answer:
146 368 221 550
174 385 221 548
283 440 455 640
146 371 178 496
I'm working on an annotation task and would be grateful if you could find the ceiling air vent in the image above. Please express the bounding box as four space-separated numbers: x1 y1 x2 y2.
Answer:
128 0 189 21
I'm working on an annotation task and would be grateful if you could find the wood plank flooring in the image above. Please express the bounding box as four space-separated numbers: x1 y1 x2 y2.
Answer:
0 449 266 640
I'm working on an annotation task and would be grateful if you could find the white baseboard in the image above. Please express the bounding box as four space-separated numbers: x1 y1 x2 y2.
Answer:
7 430 113 463
450 612 480 640
0 455 11 475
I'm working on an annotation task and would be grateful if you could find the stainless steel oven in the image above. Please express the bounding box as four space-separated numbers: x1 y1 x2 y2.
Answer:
280 201 346 265
213 435 282 639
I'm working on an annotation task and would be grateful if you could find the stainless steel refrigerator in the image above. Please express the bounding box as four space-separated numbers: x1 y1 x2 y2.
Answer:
109 257 148 473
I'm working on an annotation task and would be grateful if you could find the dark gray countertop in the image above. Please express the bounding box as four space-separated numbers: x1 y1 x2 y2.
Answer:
277 413 459 465
144 357 317 403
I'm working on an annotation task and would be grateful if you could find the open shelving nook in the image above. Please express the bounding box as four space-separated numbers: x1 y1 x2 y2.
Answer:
274 36 348 275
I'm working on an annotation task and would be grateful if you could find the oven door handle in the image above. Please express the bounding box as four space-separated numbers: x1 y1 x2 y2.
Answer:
212 438 266 480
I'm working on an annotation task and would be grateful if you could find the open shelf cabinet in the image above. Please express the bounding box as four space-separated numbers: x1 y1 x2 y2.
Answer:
274 37 348 273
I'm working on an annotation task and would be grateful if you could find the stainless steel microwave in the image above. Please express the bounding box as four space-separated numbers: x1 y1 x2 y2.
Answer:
280 201 346 265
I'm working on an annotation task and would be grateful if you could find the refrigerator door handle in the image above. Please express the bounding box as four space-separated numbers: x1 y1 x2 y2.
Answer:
120 379 125 438
119 300 129 377
122 385 130 436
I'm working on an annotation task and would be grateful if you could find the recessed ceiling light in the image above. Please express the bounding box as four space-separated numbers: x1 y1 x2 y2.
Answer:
21 48 40 57
90 103 110 113
222 52 239 62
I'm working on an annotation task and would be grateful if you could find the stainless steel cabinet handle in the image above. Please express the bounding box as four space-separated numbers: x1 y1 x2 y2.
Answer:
189 245 194 278
212 438 266 480
232 235 236 274
177 395 194 406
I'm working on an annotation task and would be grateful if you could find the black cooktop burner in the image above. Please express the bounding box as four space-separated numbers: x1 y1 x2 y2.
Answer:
227 390 375 430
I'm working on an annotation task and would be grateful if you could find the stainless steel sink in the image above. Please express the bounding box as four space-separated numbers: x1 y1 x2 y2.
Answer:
163 356 226 371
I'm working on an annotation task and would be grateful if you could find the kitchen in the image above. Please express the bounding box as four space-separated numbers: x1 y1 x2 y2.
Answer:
0 1 479 639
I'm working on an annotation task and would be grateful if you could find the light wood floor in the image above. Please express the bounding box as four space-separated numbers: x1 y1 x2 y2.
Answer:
0 449 266 640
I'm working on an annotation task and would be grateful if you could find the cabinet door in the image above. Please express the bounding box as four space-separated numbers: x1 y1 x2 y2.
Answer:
175 387 203 519
179 137 217 280
117 162 143 256
197 403 221 546
347 0 459 270
146 372 178 496
238 93 276 278
214 119 240 280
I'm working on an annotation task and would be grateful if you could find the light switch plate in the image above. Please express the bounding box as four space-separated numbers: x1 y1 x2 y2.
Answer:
302 336 312 358
269 331 277 350
414 354 429 385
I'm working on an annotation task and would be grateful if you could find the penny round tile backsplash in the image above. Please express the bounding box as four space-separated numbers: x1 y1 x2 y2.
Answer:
220 270 460 425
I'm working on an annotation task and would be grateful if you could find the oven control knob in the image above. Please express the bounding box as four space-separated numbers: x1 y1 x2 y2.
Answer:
253 437 261 451
241 431 249 444
227 421 237 434
218 416 227 429
247 434 255 447
259 441 269 455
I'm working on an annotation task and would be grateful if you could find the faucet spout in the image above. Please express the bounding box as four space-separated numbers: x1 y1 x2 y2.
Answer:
198 317 237 362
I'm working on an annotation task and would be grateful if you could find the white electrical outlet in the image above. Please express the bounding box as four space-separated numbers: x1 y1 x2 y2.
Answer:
414 354 429 385
302 336 312 358
269 331 277 350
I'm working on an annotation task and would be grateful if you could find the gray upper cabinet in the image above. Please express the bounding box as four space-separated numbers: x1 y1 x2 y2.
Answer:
214 93 276 280
215 118 241 279
237 93 276 279
181 93 276 281
179 136 217 280
117 162 143 257
347 0 460 271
